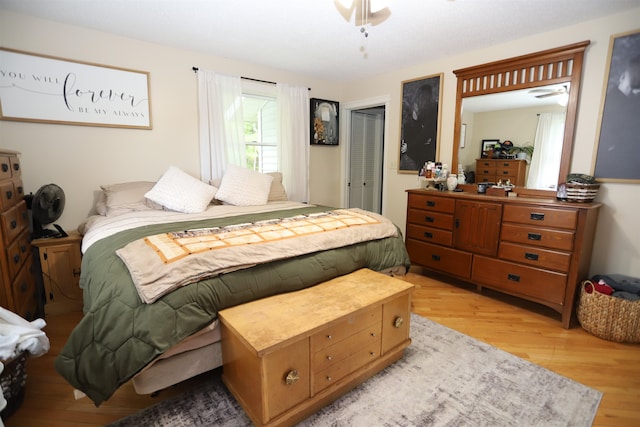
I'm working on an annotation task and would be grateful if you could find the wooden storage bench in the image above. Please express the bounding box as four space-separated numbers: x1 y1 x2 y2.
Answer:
219 268 414 427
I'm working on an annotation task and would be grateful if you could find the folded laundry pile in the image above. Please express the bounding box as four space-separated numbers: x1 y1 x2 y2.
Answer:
0 307 49 360
589 274 640 301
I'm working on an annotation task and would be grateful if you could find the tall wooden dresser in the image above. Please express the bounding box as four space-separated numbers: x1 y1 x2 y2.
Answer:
476 159 527 186
405 188 601 328
0 149 38 320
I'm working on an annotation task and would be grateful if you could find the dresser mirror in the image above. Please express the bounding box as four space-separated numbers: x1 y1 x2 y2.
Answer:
451 41 590 196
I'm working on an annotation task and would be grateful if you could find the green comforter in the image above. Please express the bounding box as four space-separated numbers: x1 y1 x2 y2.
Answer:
54 206 410 406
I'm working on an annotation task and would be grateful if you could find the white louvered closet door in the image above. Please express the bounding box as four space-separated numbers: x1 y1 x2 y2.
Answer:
348 110 383 213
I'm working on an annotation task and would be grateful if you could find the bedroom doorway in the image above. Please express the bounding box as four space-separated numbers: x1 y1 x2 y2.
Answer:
347 106 385 214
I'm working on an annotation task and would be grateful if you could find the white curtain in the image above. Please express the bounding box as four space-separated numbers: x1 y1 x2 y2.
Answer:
526 112 566 190
197 70 244 184
277 83 310 203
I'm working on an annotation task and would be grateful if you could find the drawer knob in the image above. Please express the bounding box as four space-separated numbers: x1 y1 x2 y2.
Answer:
508 274 521 282
426 200 435 207
424 231 433 239
326 334 332 340
394 316 404 328
425 216 434 223
326 355 332 361
527 232 542 241
285 370 299 385
6 190 13 199
524 252 539 261
370 332 377 337
1 163 8 172
370 352 376 357
326 376 333 382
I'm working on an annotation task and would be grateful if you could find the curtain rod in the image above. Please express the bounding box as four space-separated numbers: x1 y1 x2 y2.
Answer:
192 67 310 90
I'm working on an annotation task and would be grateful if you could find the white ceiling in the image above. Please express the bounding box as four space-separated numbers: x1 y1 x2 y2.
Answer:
1 0 639 82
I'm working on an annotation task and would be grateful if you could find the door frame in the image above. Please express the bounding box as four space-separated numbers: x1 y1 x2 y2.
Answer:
340 95 391 215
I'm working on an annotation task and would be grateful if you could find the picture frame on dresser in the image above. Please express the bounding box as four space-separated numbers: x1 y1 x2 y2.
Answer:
481 139 500 158
399 73 443 173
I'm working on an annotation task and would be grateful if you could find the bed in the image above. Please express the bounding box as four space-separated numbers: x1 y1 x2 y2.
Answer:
54 167 411 406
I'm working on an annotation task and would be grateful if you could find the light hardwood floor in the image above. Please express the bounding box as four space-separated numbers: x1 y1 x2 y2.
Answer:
4 267 640 426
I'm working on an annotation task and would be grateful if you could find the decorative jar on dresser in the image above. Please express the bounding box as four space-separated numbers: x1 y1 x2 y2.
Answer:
405 188 601 328
0 149 39 320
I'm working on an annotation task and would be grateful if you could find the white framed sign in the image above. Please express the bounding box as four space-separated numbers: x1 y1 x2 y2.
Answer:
0 48 152 129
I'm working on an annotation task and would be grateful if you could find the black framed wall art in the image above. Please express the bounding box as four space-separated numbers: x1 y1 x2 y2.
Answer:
310 98 339 145
593 29 640 182
398 73 443 173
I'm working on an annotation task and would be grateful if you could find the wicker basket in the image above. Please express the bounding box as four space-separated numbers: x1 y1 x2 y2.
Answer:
577 280 640 343
565 182 600 202
0 352 27 420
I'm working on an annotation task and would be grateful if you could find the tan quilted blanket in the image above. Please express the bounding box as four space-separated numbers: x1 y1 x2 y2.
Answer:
116 208 398 303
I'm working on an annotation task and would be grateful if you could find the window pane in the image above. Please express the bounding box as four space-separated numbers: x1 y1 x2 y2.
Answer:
243 94 278 173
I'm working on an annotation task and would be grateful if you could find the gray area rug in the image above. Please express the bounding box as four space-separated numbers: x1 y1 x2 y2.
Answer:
110 314 601 426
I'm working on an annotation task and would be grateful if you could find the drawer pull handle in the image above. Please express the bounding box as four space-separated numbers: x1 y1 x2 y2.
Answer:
524 252 539 261
326 376 332 382
426 200 435 207
502 163 509 167
13 163 19 172
424 231 433 239
326 355 332 361
13 254 20 264
394 316 404 328
285 370 299 385
425 216 434 223
10 220 17 229
17 186 23 195
502 171 509 175
20 281 27 292
431 254 440 261
527 233 542 241
530 212 545 221
20 244 27 253
6 190 12 199
1 163 8 172
326 334 332 340
508 274 521 282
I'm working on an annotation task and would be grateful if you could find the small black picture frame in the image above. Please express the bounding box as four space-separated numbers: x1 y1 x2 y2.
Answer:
310 98 339 145
481 139 500 158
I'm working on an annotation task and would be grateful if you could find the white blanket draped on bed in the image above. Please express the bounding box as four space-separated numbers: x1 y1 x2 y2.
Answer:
116 208 398 303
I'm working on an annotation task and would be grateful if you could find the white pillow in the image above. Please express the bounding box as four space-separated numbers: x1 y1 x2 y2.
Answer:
216 165 274 206
145 166 217 213
100 181 160 216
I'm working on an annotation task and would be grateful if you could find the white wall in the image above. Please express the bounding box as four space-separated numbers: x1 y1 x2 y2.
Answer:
342 8 640 277
0 11 343 229
2 8 639 278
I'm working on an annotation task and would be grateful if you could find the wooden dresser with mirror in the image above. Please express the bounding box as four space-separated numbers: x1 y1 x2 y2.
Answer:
406 41 602 328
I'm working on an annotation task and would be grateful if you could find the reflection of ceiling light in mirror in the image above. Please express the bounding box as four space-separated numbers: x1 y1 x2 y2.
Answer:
558 93 569 106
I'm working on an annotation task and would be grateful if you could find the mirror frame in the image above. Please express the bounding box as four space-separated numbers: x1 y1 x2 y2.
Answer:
452 41 590 197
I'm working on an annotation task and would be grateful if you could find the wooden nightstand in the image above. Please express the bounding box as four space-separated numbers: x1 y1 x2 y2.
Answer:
31 230 83 315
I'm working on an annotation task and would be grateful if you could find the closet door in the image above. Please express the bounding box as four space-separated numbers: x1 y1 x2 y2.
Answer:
348 110 383 213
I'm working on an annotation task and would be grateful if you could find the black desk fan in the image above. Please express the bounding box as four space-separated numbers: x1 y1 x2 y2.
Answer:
29 183 68 238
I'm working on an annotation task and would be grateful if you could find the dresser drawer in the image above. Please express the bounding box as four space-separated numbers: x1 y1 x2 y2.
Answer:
476 168 496 180
406 223 452 246
503 205 577 230
501 223 574 251
0 180 17 210
312 323 381 372
1 201 28 245
406 239 472 278
499 241 571 272
311 305 381 352
313 333 381 394
407 209 453 230
472 255 567 305
407 194 455 213
11 257 38 320
7 230 31 278
0 156 12 180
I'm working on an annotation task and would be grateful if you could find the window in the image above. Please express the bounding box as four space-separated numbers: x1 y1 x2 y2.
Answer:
242 93 278 173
